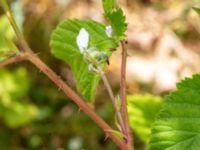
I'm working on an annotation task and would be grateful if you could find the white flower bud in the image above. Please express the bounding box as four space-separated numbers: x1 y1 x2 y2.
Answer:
76 28 89 53
105 25 112 38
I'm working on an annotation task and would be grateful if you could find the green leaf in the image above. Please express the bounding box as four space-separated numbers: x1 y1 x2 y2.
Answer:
127 95 163 143
0 68 29 98
149 74 200 150
102 0 127 40
0 68 38 128
0 0 24 61
4 102 38 128
0 15 18 61
102 0 117 14
193 4 200 15
106 8 127 40
51 19 117 101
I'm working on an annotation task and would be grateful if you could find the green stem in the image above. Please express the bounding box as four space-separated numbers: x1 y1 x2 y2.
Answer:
100 71 126 134
85 51 126 137
0 0 29 51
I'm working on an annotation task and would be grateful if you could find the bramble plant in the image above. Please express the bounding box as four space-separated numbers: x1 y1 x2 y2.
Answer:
1 0 200 149
0 0 132 149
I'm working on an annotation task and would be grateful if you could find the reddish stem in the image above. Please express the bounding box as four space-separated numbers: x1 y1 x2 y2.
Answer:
120 40 133 149
25 51 127 149
0 53 26 67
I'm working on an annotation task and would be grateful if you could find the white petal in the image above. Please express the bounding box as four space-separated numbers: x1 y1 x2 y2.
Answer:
105 25 112 38
76 28 89 53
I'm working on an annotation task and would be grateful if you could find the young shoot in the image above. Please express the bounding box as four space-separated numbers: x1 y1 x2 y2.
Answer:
76 28 109 73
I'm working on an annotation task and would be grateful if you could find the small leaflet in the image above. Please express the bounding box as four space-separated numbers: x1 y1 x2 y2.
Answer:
76 28 89 53
105 25 112 38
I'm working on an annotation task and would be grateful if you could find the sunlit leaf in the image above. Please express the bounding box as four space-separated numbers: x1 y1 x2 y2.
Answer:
127 95 163 143
4 102 38 128
0 68 38 128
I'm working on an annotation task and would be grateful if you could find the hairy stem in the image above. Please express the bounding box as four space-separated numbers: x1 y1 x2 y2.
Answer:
120 40 133 149
0 0 128 149
25 51 126 149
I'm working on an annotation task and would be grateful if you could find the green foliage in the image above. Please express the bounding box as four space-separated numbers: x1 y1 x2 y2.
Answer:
51 20 117 101
0 68 38 128
193 4 200 15
127 95 163 143
103 0 127 40
149 74 200 150
105 9 127 40
0 0 24 61
102 0 117 14
0 15 18 61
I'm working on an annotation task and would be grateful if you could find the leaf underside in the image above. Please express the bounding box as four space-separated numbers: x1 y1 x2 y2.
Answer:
149 74 200 150
51 19 117 101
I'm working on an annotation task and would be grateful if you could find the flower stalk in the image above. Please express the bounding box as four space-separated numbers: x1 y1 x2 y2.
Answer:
84 51 126 135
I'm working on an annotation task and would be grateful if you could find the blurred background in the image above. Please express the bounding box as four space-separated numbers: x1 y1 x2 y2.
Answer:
1 0 200 149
